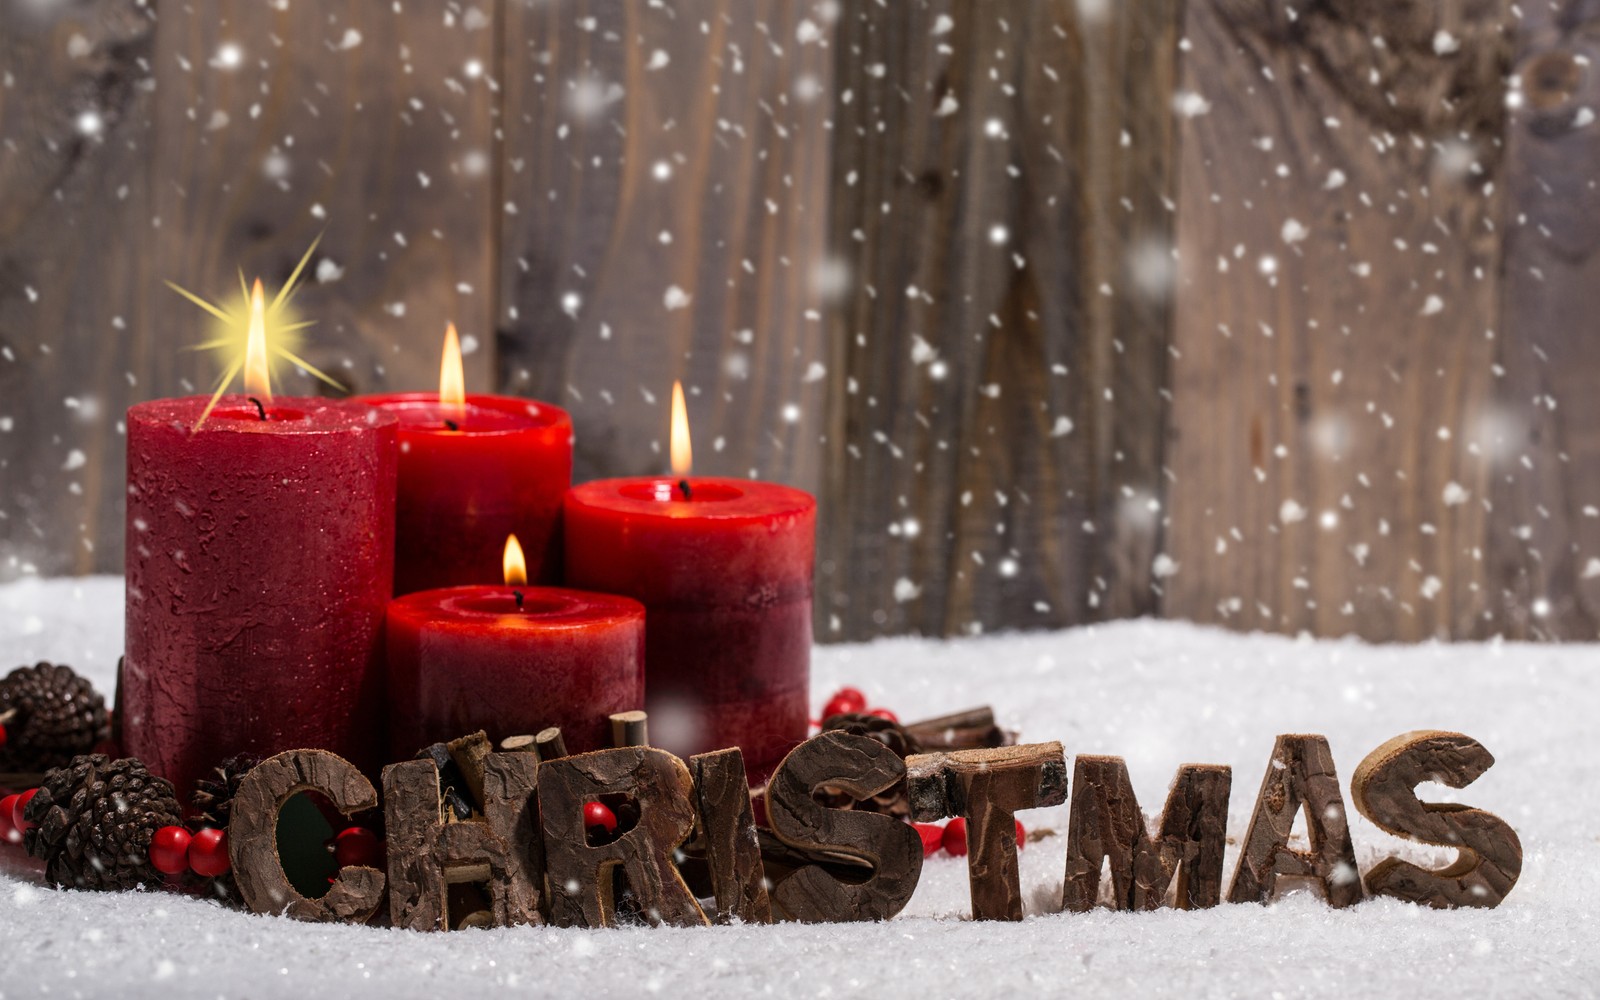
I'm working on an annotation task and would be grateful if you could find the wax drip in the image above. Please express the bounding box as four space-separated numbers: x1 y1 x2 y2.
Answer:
514 589 525 611
678 479 692 501
444 419 459 431
247 397 267 421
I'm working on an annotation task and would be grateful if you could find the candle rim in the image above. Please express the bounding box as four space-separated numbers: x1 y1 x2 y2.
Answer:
130 394 398 435
388 584 644 630
357 391 570 436
568 475 816 522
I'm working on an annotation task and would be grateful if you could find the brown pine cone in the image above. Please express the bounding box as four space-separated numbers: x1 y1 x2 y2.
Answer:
818 713 923 818
821 712 924 758
0 662 110 771
187 753 260 905
24 754 182 891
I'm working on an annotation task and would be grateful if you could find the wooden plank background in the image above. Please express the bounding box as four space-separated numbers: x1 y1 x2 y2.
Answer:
5 0 1599 644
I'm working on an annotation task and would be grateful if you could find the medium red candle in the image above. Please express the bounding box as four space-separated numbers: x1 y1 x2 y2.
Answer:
124 387 397 795
386 536 645 756
358 325 572 595
563 383 815 782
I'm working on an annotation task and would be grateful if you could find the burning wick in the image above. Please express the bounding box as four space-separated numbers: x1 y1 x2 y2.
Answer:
247 396 267 421
513 589 525 612
444 419 459 432
678 479 693 501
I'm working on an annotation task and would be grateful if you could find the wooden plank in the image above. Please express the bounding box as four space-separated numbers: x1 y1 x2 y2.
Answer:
0 1 158 579
819 0 1184 639
496 0 834 497
149 2 496 397
1163 1 1511 640
1489 2 1600 638
0 2 497 579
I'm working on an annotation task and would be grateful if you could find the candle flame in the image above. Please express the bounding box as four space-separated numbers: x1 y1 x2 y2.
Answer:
166 234 344 428
670 380 692 478
440 322 467 427
503 534 528 587
244 279 272 405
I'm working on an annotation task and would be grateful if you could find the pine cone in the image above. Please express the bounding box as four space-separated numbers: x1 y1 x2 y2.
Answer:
191 753 260 829
23 754 181 891
0 662 110 771
819 714 923 818
821 712 923 758
188 753 259 905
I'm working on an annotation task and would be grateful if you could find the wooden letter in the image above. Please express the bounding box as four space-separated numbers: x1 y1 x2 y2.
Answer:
538 747 708 928
688 748 772 924
767 731 923 923
228 749 385 923
906 742 1067 921
383 751 543 931
1228 734 1363 908
1352 730 1522 908
1061 757 1231 912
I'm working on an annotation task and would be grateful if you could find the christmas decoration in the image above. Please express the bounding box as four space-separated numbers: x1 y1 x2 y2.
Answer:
148 826 192 876
187 828 230 878
0 662 110 773
22 754 181 891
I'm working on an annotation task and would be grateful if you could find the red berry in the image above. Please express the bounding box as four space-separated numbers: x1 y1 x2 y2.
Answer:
942 817 968 856
913 822 945 858
821 687 868 719
10 788 37 833
866 707 899 723
333 826 381 869
584 801 618 835
188 827 231 878
1016 819 1027 849
149 826 192 875
0 796 16 846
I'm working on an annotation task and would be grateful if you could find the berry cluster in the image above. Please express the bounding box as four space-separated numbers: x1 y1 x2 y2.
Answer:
912 817 1027 858
149 825 231 878
0 787 37 843
819 686 899 724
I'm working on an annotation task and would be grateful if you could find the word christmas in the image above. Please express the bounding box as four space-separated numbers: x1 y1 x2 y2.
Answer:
187 726 1518 929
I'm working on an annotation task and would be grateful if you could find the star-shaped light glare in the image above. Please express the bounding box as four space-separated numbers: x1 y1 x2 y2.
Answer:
166 236 342 426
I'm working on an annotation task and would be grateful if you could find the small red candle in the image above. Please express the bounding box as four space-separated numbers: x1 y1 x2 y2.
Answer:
386 535 645 756
358 325 572 595
124 283 397 795
563 383 815 782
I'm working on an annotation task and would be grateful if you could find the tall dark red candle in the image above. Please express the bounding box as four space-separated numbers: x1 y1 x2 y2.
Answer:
358 392 572 595
563 476 815 781
123 395 397 796
386 585 645 757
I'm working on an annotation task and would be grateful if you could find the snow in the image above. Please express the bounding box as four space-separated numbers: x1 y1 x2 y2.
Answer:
2 575 1598 999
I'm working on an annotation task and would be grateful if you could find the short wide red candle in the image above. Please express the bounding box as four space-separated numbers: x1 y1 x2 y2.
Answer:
358 393 572 595
386 586 645 756
123 395 398 795
563 477 815 781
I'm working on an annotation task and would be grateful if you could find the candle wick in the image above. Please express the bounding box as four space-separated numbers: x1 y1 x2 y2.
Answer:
444 419 459 431
678 479 692 501
247 397 267 421
513 589 524 611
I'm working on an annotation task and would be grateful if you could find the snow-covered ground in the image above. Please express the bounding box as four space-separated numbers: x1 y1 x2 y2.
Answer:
1 575 1595 999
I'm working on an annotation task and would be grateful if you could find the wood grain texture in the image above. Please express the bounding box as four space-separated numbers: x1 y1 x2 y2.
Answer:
820 0 1185 639
1228 734 1362 908
1351 730 1521 908
0 0 494 580
496 0 833 494
1488 1 1600 638
1163 0 1513 640
0 0 156 579
229 749 384 923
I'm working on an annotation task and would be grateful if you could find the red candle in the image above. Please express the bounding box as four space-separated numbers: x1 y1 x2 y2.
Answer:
123 394 397 796
562 384 815 782
358 326 572 595
386 538 645 756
